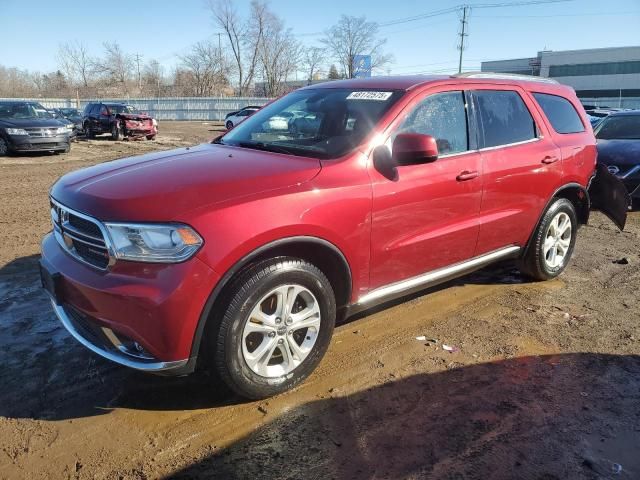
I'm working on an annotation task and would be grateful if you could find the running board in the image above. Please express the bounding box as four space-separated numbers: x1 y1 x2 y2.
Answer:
357 246 521 306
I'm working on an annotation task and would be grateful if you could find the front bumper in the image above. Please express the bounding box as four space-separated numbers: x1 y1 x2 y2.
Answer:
41 232 220 374
9 134 69 152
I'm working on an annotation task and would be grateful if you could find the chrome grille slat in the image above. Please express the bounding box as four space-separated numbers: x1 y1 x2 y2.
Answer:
50 198 113 270
61 222 106 245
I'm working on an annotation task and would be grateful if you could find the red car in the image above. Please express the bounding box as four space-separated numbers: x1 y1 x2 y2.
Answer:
40 74 627 399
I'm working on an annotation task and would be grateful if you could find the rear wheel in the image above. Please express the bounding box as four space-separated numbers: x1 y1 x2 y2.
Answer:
519 198 577 281
210 258 336 399
111 122 123 140
226 120 233 130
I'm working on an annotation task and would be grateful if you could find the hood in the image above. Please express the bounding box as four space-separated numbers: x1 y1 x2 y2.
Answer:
596 139 640 167
51 143 321 221
0 117 65 128
117 113 152 121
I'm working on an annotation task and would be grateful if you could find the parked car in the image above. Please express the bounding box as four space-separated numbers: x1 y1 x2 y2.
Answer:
82 102 157 140
0 101 70 155
594 110 640 206
54 108 84 136
41 74 627 399
225 106 261 130
47 109 78 141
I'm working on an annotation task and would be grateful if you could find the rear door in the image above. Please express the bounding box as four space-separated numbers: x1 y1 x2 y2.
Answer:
369 88 483 290
471 87 563 254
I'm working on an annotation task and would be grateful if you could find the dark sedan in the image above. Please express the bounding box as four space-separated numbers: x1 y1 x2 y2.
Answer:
595 110 640 205
0 101 70 156
54 108 83 137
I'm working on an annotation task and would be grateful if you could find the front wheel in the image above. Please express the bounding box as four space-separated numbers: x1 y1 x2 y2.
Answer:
519 198 578 281
211 258 336 399
0 138 8 156
146 135 156 141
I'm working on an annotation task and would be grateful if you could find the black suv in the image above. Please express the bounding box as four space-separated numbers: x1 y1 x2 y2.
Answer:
82 102 156 140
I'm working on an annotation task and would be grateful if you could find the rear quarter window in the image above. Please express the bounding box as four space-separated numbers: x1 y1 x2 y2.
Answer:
533 93 585 134
474 90 537 148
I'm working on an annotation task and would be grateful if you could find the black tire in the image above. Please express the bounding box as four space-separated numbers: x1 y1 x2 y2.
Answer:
226 121 233 130
111 122 123 140
519 198 578 281
146 135 156 141
0 138 8 156
84 123 94 139
210 257 336 399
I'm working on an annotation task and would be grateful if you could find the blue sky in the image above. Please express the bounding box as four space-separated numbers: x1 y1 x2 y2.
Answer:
1 0 639 76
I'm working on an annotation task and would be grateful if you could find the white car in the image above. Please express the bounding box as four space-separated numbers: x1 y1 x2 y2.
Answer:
225 106 261 130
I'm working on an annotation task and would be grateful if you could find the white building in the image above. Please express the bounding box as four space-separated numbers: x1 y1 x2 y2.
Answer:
481 46 640 109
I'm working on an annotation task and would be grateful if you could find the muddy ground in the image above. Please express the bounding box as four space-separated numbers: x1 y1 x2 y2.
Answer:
1 122 639 480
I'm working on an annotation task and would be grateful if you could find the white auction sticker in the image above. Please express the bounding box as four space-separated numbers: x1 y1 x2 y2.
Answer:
346 91 393 101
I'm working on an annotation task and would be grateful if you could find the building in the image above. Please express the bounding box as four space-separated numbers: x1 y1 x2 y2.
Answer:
481 46 640 109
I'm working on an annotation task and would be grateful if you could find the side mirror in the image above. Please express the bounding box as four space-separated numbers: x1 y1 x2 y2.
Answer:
392 133 438 166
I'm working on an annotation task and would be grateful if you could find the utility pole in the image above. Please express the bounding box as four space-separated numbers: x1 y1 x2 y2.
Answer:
217 33 222 54
135 53 143 91
457 5 469 74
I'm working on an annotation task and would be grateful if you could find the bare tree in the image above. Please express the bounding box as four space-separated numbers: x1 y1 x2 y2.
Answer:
258 10 301 96
94 42 134 91
57 41 92 88
302 46 326 83
179 41 231 96
323 15 392 78
208 0 266 96
143 59 165 96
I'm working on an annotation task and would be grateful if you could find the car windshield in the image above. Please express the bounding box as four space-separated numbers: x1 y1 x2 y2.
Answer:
0 102 53 119
595 115 640 140
108 104 138 114
59 108 80 116
219 88 404 159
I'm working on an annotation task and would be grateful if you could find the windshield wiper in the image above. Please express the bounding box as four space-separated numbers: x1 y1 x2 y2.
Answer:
236 141 296 155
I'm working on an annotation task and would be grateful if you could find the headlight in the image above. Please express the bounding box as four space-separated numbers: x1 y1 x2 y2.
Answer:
55 127 68 135
104 223 203 263
5 128 28 135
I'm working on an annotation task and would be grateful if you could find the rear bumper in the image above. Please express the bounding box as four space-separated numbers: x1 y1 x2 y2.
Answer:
41 232 220 375
8 134 69 152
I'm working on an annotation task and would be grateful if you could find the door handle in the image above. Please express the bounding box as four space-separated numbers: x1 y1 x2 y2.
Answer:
456 170 479 181
541 155 559 164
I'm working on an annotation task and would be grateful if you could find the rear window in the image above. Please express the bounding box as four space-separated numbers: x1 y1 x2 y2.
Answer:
474 90 537 148
533 93 585 134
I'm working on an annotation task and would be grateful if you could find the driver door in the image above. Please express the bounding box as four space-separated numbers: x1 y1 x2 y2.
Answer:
369 89 483 291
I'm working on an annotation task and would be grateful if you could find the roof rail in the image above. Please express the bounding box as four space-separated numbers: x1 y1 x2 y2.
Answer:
453 72 559 84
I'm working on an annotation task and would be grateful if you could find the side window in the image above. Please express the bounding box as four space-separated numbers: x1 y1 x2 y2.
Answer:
532 92 585 134
396 91 468 155
474 90 537 148
100 105 109 116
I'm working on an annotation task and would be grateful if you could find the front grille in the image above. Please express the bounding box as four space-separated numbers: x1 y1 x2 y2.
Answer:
51 199 111 269
26 128 59 138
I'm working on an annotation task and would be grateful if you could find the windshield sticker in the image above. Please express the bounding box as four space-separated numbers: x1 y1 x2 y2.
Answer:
346 91 393 101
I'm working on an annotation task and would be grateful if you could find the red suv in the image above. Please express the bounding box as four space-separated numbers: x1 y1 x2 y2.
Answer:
40 74 627 399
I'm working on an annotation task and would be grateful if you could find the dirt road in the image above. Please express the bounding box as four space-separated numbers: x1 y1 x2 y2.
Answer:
1 122 639 479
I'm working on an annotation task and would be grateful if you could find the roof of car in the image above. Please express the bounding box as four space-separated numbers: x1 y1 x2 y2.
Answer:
302 73 565 92
608 110 640 117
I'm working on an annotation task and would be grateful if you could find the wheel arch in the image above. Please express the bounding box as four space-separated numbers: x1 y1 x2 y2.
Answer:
189 236 353 365
522 182 589 259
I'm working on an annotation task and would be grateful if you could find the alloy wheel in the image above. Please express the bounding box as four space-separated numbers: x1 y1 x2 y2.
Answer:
241 284 321 378
543 211 572 269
